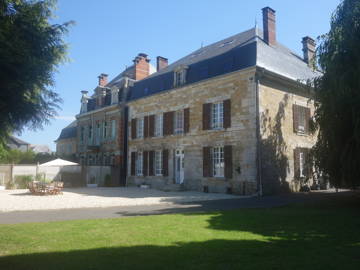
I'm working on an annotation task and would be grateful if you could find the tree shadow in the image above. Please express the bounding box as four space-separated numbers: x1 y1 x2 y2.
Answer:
260 94 290 194
0 194 359 269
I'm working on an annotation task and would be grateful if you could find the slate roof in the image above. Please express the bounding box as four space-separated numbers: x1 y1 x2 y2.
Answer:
129 27 320 101
56 121 77 141
8 136 30 146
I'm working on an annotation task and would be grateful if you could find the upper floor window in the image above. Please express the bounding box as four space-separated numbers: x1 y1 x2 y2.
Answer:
136 118 144 138
111 120 116 139
155 114 163 137
96 123 101 145
111 88 119 105
173 65 188 87
212 102 224 129
88 125 93 141
293 104 310 134
103 121 108 138
203 99 231 130
174 110 184 134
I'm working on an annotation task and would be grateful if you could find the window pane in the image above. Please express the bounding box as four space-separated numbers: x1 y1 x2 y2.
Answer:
174 110 184 134
136 152 143 175
213 146 224 177
137 118 144 138
155 151 162 175
155 114 163 137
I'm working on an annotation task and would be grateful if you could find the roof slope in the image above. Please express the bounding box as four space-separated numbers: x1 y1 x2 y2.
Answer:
55 121 77 141
8 136 30 146
129 27 320 101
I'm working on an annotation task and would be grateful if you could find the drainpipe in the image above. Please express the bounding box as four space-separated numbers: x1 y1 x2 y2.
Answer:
255 71 263 197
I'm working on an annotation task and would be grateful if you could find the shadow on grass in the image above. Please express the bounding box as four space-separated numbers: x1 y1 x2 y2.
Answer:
1 193 359 270
0 237 359 270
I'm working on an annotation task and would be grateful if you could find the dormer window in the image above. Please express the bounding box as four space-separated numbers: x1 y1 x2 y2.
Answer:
173 65 188 87
111 87 119 105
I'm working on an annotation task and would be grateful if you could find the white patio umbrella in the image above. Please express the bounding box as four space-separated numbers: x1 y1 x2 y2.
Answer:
39 158 79 166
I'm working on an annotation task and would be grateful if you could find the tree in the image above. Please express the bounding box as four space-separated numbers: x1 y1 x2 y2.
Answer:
311 0 360 188
0 0 72 144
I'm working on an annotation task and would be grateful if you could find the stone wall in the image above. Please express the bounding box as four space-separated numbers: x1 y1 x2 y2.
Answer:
77 105 124 166
128 67 258 195
259 76 317 194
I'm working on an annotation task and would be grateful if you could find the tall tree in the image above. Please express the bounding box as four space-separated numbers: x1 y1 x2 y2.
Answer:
0 0 72 144
311 0 360 188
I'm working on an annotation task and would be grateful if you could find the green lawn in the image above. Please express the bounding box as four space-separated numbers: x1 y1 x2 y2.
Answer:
0 194 359 270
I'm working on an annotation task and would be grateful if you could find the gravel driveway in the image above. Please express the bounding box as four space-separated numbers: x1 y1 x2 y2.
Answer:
0 187 241 212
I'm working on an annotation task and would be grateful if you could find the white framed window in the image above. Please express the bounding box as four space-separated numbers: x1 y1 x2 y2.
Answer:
212 102 224 129
155 150 162 175
175 71 183 86
111 89 119 104
96 123 101 145
88 125 93 141
173 66 188 87
174 110 184 134
136 152 143 176
137 118 144 138
111 120 116 139
298 109 306 133
299 152 305 177
103 121 107 138
213 146 224 177
155 114 163 137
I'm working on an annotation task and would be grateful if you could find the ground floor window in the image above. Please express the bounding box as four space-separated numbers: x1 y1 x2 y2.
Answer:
155 150 162 175
213 146 224 177
136 152 143 176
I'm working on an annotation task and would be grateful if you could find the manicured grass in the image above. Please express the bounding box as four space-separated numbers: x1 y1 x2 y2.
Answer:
0 194 359 270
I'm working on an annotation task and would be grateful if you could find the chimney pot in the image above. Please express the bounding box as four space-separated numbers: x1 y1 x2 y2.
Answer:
156 56 168 72
98 73 108 87
302 36 316 65
133 53 151 80
262 7 276 46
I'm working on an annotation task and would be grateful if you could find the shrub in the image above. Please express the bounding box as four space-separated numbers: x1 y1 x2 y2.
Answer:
104 174 112 187
14 175 34 189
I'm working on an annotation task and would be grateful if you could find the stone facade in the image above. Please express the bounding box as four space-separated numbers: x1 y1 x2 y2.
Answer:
56 137 77 157
77 104 124 167
127 67 317 195
128 67 258 195
258 72 316 194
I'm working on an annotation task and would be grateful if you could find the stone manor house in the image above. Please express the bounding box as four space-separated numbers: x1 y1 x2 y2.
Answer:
56 7 319 194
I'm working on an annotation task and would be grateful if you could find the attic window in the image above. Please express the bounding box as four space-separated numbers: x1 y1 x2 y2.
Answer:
173 65 189 87
219 40 234 48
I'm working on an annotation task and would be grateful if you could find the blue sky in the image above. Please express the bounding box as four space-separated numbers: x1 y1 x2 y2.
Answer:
19 0 340 150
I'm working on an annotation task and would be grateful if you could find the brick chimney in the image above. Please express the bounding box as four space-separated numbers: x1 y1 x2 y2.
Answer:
156 56 168 72
133 53 150 80
262 7 276 46
98 73 108 87
302 36 316 65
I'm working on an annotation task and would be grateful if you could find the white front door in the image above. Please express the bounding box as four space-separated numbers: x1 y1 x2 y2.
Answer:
175 149 184 184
